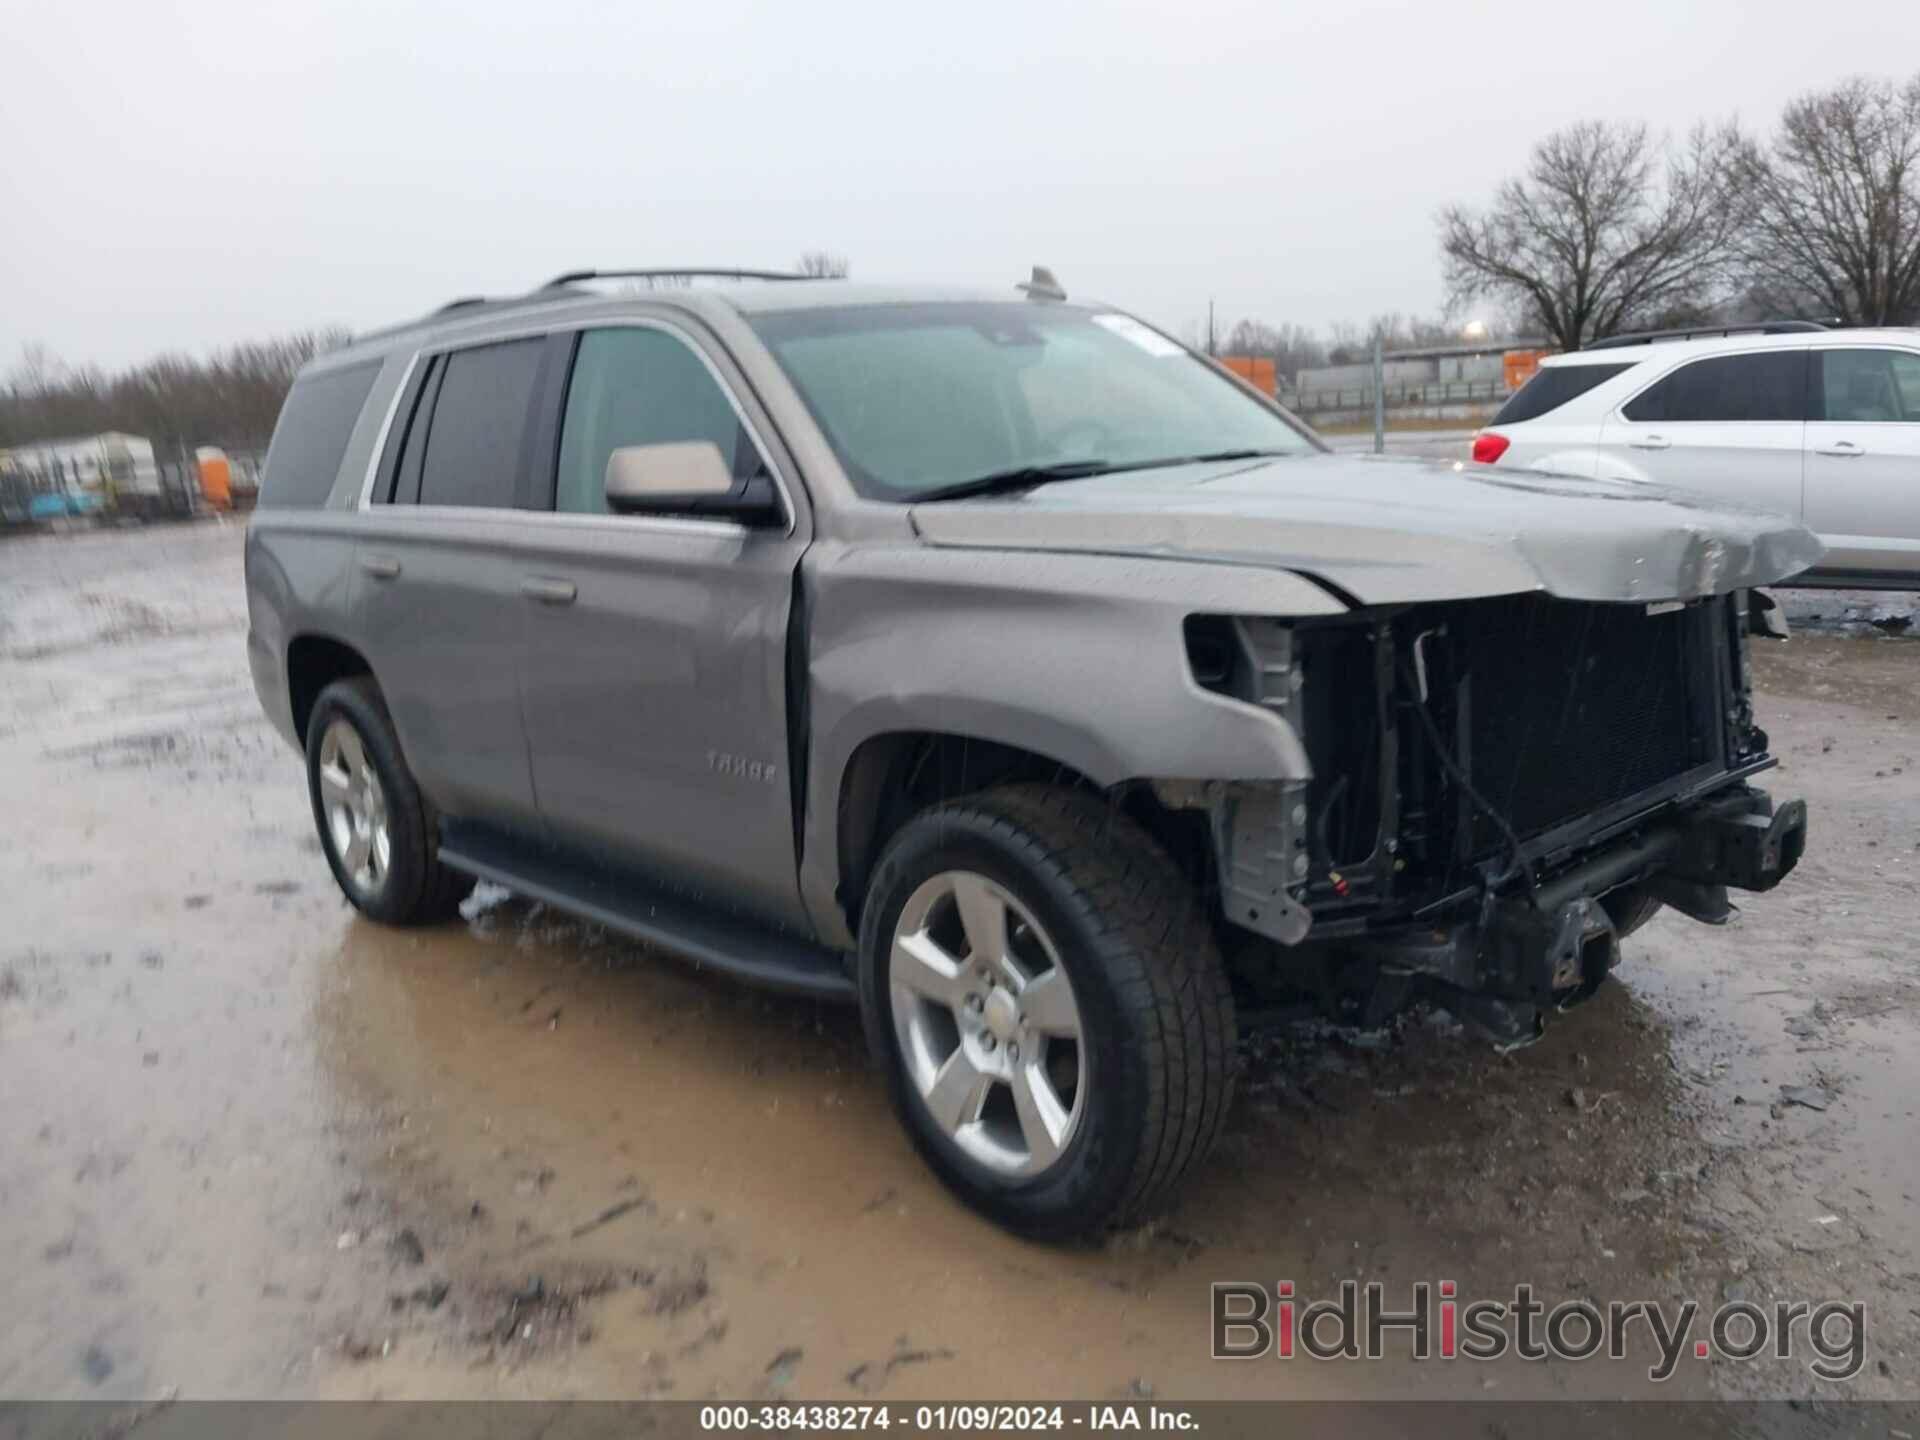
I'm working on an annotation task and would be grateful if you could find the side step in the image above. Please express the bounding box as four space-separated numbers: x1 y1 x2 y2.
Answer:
437 824 856 1003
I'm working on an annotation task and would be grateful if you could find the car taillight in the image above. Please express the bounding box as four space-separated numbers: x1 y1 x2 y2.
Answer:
1471 432 1510 465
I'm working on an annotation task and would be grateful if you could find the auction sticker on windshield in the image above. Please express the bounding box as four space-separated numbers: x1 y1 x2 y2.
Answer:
1091 313 1185 356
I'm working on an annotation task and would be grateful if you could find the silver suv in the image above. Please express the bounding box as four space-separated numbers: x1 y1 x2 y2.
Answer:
247 268 1818 1236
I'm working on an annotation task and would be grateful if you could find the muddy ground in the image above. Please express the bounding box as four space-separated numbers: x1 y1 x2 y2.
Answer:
0 523 1914 1408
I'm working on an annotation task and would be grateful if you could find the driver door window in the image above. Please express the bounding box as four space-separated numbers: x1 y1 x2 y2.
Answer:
553 327 755 514
1817 349 1920 423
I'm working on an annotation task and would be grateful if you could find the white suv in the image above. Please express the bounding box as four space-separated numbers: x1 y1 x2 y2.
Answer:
1471 324 1920 589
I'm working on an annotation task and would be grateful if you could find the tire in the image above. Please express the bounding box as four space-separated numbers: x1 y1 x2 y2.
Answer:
1601 883 1664 940
305 677 474 926
857 784 1235 1239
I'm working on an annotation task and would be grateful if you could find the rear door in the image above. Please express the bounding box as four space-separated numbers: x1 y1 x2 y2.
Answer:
516 320 813 932
1595 349 1808 521
1803 345 1920 578
353 336 552 832
1489 360 1636 474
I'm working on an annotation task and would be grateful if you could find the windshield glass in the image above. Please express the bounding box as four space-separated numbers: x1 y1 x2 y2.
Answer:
747 302 1317 500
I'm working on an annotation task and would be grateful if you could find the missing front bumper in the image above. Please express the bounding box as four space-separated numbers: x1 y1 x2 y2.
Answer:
1355 786 1808 1042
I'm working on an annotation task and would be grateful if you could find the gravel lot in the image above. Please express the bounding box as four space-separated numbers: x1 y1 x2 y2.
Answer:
0 522 1914 1410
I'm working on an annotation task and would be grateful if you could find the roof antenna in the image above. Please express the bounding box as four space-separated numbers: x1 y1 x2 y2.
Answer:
1017 265 1066 302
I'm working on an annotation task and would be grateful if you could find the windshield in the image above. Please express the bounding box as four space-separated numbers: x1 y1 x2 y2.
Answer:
747 302 1317 501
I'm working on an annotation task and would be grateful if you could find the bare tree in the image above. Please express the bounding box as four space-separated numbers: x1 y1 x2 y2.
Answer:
1738 73 1920 326
1438 120 1746 349
12 341 62 395
1222 319 1327 379
1364 312 1487 349
1 328 351 451
1224 313 1514 377
796 251 850 278
1319 314 1490 364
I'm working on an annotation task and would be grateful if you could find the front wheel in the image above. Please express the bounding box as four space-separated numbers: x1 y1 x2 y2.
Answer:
857 785 1236 1238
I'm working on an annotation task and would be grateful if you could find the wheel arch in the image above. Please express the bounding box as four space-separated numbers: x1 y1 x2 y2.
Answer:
286 633 374 746
831 729 1213 943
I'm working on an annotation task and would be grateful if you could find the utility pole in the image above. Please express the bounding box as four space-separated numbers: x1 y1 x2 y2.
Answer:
1371 335 1385 455
1207 299 1216 357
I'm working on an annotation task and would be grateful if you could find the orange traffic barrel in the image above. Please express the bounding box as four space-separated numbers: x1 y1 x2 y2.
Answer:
196 448 232 510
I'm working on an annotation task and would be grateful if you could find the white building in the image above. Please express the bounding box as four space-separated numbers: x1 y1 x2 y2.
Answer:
3 432 161 503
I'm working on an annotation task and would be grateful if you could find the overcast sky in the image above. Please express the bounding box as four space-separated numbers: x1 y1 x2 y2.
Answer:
3 0 1914 370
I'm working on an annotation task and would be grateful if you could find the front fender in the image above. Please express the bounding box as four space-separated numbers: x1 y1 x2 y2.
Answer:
796 541 1340 945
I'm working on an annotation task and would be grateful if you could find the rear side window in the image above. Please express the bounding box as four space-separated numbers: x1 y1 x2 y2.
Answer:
553 327 752 514
417 338 545 508
1817 349 1920 423
1492 363 1632 424
258 361 379 507
1622 352 1807 424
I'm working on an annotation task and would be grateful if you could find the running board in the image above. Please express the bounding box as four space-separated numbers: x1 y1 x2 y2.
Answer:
437 824 856 1002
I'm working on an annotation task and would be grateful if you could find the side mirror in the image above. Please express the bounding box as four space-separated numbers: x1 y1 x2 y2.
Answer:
603 442 783 524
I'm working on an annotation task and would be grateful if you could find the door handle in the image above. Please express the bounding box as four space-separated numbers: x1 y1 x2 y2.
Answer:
521 576 578 606
1814 440 1865 457
1629 434 1671 450
359 553 402 580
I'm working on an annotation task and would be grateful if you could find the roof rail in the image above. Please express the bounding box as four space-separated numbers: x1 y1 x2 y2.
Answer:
1582 320 1827 351
538 267 810 291
379 269 815 345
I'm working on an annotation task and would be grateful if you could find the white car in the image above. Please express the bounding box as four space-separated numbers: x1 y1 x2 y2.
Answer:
1471 323 1920 588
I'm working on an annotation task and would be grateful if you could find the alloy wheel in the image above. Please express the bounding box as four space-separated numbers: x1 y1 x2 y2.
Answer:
317 717 391 897
888 870 1087 1178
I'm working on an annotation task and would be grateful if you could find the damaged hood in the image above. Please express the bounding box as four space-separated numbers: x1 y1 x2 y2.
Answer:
908 453 1824 605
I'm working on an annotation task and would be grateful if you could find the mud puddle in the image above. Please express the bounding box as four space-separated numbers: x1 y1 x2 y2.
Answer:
311 890 1722 1402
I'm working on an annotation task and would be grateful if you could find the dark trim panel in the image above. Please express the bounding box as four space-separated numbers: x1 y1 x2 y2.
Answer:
1793 567 1920 592
437 822 855 1002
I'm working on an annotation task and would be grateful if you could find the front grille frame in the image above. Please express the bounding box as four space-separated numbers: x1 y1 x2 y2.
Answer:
1290 592 1753 930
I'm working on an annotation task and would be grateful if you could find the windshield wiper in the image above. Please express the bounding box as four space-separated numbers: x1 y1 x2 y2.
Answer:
1179 447 1297 463
911 448 1298 504
911 459 1119 504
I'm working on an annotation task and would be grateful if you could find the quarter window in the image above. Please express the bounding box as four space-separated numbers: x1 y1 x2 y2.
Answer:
1622 352 1807 424
1817 349 1920 423
1492 363 1633 424
554 328 753 515
416 338 545 508
259 360 380 508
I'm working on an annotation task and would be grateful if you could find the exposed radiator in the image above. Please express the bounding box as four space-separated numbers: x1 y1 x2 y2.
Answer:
1444 595 1710 852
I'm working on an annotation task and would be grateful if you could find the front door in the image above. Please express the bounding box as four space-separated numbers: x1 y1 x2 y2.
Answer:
1803 346 1920 578
517 322 812 932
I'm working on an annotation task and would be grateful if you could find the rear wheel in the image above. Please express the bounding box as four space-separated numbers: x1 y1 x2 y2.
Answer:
305 677 473 925
858 784 1235 1238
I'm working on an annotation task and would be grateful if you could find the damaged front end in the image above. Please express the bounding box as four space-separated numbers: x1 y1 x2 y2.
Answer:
1165 590 1808 1045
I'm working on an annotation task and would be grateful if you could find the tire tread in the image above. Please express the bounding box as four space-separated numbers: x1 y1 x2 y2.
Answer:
863 782 1235 1234
308 676 473 926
